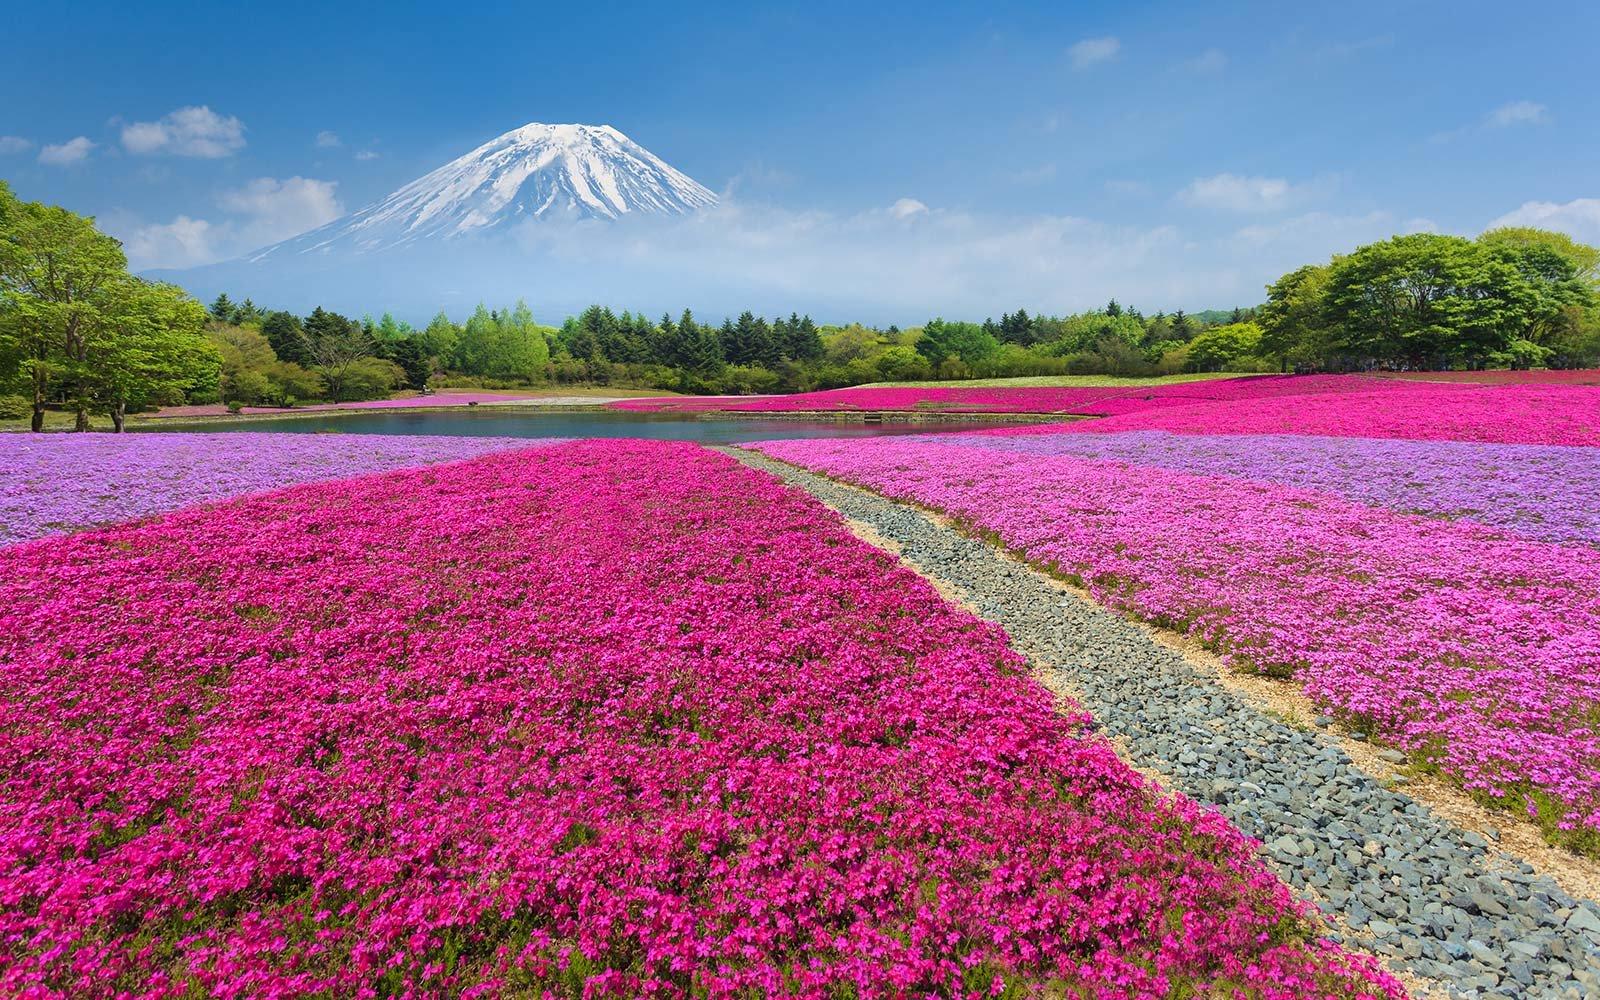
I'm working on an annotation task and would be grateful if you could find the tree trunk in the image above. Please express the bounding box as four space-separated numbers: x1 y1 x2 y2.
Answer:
110 402 126 433
31 368 46 433
74 403 90 432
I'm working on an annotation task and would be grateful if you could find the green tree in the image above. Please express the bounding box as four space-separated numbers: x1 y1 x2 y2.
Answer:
492 299 551 379
1479 227 1600 288
1325 234 1535 367
1257 264 1334 370
261 310 310 365
665 308 723 382
783 313 823 360
421 311 460 366
302 307 376 401
0 184 217 430
1185 322 1263 372
1477 231 1596 350
93 281 219 430
209 292 236 324
916 319 1000 368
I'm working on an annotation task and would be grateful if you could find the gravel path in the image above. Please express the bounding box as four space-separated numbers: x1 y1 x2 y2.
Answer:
727 448 1600 1000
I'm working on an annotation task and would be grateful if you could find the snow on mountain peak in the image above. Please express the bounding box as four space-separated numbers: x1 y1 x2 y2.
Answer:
249 122 716 260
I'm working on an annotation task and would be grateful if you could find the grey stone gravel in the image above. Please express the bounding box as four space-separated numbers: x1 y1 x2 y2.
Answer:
728 447 1600 1000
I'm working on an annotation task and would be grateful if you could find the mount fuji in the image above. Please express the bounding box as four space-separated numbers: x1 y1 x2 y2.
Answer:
249 123 718 260
157 121 735 317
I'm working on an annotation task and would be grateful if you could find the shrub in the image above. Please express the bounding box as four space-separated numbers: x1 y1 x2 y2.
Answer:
0 395 31 420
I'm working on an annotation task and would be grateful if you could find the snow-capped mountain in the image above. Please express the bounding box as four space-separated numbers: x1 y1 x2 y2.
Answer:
249 123 716 260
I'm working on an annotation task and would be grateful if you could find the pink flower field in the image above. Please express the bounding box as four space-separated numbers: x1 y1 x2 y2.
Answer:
0 440 1400 998
753 402 1600 848
1054 383 1600 446
608 375 1388 416
613 375 1600 447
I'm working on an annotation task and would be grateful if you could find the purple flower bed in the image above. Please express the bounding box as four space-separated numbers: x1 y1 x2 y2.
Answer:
0 432 547 547
956 430 1600 546
751 432 1600 846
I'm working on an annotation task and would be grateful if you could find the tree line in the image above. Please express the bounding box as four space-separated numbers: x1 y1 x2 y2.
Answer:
8 183 1598 432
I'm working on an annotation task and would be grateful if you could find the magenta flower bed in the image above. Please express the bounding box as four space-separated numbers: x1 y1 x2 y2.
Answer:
961 430 1600 546
0 440 1399 998
609 376 1386 416
0 432 542 546
1374 369 1600 386
752 435 1600 844
1047 384 1600 446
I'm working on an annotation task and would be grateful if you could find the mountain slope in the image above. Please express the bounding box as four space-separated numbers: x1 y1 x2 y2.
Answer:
249 123 716 260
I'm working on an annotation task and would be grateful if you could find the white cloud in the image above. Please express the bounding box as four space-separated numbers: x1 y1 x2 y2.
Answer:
1486 198 1600 243
123 216 220 269
38 137 95 166
500 200 1209 317
0 136 33 155
1231 210 1404 249
218 176 344 244
121 106 246 158
1435 101 1555 143
888 197 928 220
1068 37 1120 70
1486 101 1549 128
1184 48 1228 73
1178 173 1296 212
354 150 380 161
315 130 341 148
118 176 343 270
488 197 1412 318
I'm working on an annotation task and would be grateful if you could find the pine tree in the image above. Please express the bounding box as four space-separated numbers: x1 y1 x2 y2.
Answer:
261 311 310 365
209 292 235 323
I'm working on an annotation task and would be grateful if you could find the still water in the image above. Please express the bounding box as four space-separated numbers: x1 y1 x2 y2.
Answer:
156 408 1037 444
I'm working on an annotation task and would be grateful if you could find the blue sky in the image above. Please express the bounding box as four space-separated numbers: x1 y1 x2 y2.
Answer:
4 0 1598 317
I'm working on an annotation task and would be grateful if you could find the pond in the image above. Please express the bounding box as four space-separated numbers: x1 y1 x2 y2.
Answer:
145 408 1046 443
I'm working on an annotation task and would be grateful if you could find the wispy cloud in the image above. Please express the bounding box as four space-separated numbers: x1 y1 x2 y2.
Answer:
1178 173 1305 213
1007 164 1057 185
1486 198 1600 243
1068 36 1120 70
123 216 220 269
1183 48 1228 73
218 177 344 239
354 150 381 161
316 130 342 148
1486 100 1550 128
121 106 245 158
38 137 95 166
888 198 928 220
1314 34 1394 61
0 136 34 155
491 196 1432 318
121 176 344 270
1432 100 1553 143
